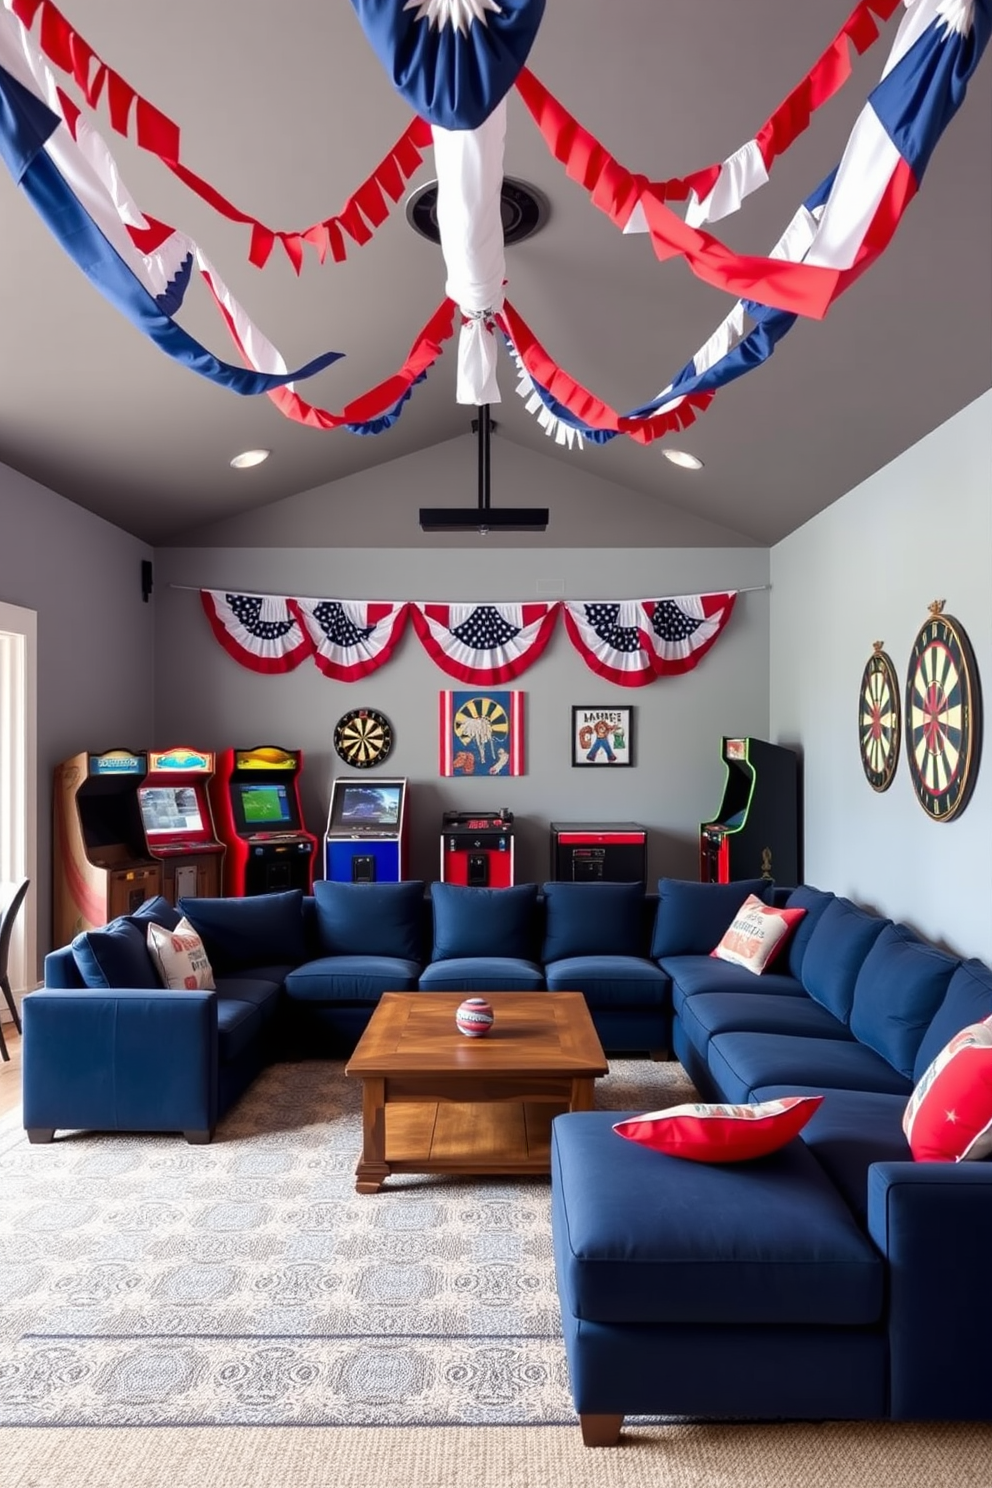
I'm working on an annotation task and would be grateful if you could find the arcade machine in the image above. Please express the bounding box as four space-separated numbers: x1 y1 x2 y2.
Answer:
549 823 648 883
53 747 162 946
699 736 800 886
210 745 317 896
138 747 225 904
324 777 409 883
441 809 515 887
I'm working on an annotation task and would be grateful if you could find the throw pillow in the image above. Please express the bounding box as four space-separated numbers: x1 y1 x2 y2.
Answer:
128 895 182 932
541 880 644 962
430 882 538 962
711 894 806 975
613 1095 824 1163
650 878 774 959
70 918 161 989
902 1017 992 1162
313 879 425 961
178 889 308 972
146 917 216 991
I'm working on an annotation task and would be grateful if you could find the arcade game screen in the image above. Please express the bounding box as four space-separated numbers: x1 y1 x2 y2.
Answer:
138 786 205 836
332 784 402 828
237 782 295 828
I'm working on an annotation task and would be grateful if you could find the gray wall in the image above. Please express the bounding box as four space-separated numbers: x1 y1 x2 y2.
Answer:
155 536 770 887
0 465 156 965
770 392 991 962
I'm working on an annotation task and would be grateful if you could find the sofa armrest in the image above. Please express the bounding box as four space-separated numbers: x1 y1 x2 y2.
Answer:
22 987 219 1143
867 1160 992 1419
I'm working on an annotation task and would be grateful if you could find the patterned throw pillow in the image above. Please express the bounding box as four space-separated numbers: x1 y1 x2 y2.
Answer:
902 1016 992 1162
146 917 216 992
711 894 806 975
613 1095 823 1163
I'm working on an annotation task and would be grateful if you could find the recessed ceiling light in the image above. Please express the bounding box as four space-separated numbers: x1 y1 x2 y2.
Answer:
230 448 270 470
663 449 704 470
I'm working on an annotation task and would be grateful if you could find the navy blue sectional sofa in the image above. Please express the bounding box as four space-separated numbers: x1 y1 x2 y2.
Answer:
549 878 992 1441
23 878 670 1143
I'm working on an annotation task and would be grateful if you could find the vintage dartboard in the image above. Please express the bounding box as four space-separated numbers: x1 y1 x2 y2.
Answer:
333 708 394 769
904 603 982 821
858 643 900 792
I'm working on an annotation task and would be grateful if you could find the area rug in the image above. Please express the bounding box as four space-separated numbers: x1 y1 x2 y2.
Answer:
0 1057 696 1428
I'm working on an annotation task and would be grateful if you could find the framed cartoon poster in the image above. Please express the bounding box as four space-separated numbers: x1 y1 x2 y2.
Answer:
440 690 525 776
572 706 633 767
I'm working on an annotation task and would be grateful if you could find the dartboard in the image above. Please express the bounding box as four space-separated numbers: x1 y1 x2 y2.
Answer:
333 708 394 769
905 605 982 821
858 646 900 792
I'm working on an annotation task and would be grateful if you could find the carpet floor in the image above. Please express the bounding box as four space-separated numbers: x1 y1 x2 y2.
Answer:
1 1057 694 1429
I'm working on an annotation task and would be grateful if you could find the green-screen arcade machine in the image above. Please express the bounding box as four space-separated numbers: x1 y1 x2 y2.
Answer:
210 746 317 896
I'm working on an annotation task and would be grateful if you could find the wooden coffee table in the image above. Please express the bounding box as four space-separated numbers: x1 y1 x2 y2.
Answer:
345 991 608 1193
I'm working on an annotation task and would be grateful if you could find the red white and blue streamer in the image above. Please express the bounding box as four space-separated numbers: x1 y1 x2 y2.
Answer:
290 599 410 682
563 594 738 688
201 591 315 675
411 601 560 684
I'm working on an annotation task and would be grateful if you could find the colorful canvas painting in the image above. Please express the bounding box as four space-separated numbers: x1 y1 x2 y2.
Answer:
439 691 525 777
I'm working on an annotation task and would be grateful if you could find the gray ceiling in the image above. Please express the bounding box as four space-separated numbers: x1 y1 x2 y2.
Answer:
0 0 988 547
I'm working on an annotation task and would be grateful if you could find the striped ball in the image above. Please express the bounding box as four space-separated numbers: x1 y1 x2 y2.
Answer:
455 997 495 1038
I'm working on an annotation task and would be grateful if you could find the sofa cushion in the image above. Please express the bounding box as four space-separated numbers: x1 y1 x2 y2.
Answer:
613 1094 823 1163
213 976 284 1026
782 885 835 980
313 879 425 962
551 1111 884 1326
849 923 960 1079
284 955 421 1004
651 878 773 959
544 955 669 1008
707 1030 913 1103
71 918 160 990
754 1084 911 1226
679 990 852 1060
128 895 183 932
178 889 308 973
902 1016 992 1162
913 958 992 1082
146 917 216 991
215 998 263 1064
801 898 889 1022
541 880 644 961
418 957 544 993
429 882 538 962
711 895 806 975
663 954 806 1014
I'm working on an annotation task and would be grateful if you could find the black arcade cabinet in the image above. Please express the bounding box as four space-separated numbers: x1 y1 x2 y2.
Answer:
550 823 648 883
699 737 800 886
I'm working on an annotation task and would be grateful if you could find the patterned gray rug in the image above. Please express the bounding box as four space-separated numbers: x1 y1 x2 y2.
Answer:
0 1057 695 1428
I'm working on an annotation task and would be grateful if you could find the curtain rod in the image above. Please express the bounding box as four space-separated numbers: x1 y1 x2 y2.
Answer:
167 583 772 597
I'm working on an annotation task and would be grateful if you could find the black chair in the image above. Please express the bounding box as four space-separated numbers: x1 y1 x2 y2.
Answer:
0 877 29 1061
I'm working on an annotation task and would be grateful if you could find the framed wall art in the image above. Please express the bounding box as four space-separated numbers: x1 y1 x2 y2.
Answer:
439 690 525 777
571 706 633 767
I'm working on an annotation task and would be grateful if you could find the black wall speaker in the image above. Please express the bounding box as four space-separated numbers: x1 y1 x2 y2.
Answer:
141 559 153 603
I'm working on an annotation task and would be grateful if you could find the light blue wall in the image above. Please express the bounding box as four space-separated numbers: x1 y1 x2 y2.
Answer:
770 392 991 961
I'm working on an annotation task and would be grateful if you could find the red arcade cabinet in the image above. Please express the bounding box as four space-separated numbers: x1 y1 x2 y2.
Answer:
138 747 225 904
211 745 317 896
699 737 800 886
441 809 515 887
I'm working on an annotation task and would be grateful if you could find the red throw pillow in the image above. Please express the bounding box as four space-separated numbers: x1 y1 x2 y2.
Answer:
613 1095 824 1163
711 894 806 975
902 1017 992 1162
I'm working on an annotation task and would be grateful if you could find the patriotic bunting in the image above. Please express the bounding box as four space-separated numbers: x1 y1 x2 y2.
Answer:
411 601 560 685
200 592 314 675
201 590 738 687
290 599 410 682
2 0 987 440
562 594 738 688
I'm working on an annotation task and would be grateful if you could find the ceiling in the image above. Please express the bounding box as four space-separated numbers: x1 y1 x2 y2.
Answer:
0 0 988 548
